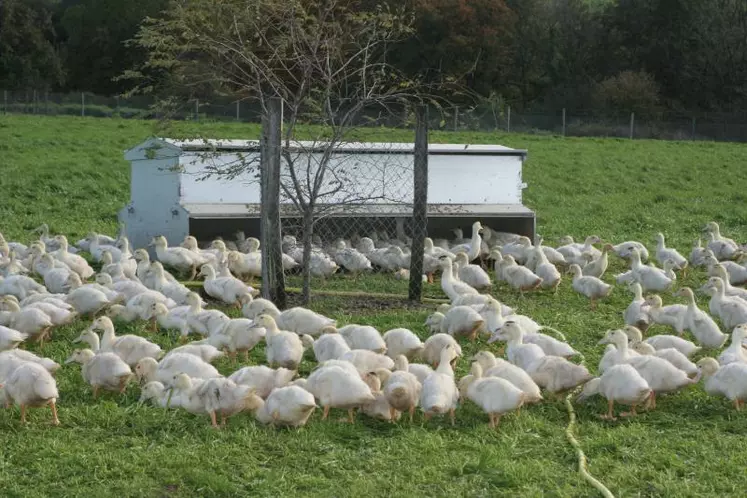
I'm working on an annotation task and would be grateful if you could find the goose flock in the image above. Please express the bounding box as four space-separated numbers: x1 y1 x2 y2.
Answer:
1 219 747 429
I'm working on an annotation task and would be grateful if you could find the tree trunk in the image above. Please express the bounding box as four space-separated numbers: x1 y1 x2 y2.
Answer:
301 210 314 305
408 104 428 302
260 97 286 308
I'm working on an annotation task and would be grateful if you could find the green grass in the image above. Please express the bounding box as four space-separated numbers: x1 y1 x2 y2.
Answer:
3 114 747 496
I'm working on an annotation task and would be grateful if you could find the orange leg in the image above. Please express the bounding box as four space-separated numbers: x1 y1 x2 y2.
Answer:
493 414 502 430
347 408 355 424
389 406 397 422
488 413 495 429
449 408 455 426
20 404 27 424
209 411 219 428
50 401 60 426
620 403 638 417
409 405 415 423
242 350 249 362
92 385 100 399
599 399 616 420
322 405 330 420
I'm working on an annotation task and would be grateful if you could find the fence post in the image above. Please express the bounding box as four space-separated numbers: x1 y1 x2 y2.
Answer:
260 97 286 308
629 112 635 139
408 104 428 302
236 101 240 121
44 91 48 115
2 90 6 114
507 105 511 133
691 117 696 140
453 106 459 131
33 90 37 114
194 99 199 120
115 96 120 116
81 93 85 117
562 108 566 136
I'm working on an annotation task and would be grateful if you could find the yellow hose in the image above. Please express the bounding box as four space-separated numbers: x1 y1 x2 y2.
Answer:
541 326 614 497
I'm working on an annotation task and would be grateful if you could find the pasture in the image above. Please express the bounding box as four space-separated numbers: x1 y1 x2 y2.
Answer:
2 114 747 497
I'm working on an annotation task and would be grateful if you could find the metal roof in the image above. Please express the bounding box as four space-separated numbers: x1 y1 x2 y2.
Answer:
125 137 527 160
182 202 534 219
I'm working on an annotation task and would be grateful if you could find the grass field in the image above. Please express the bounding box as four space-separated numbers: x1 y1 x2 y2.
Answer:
2 114 747 497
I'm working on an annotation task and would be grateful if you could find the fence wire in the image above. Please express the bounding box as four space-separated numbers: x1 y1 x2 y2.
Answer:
5 90 747 142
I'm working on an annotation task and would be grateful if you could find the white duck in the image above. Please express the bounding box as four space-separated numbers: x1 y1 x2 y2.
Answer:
624 325 701 358
0 361 60 425
576 364 652 420
421 333 462 367
255 314 313 370
338 324 387 353
568 264 611 309
51 235 95 279
498 254 543 295
420 346 460 425
704 221 741 261
598 329 640 373
339 349 394 375
453 252 491 291
0 298 53 346
134 353 221 386
717 324 747 366
674 287 727 348
426 307 484 342
703 278 747 330
35 254 73 294
531 244 561 291
310 328 351 362
79 316 163 367
582 244 614 278
689 239 710 268
643 295 688 335
151 235 210 280
460 362 526 428
382 328 424 360
438 257 478 301
148 262 192 305
198 264 256 307
630 341 698 377
65 349 133 398
624 283 650 332
87 232 123 262
0 325 27 351
707 263 747 300
205 318 266 361
248 385 317 427
0 273 47 301
696 357 747 410
704 250 747 285
184 292 230 338
470 351 542 403
167 342 225 364
229 365 297 399
654 233 688 273
379 355 422 422
450 221 484 262
612 240 649 261
490 321 545 372
96 273 150 302
1 295 75 327
304 364 376 422
630 248 674 293
557 235 601 266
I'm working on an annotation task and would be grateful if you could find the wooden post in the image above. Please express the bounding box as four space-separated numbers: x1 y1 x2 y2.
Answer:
44 90 48 115
629 112 635 139
33 89 37 114
236 101 240 121
409 104 429 302
81 93 85 117
2 90 6 114
453 107 459 131
691 117 696 140
507 105 511 133
260 97 286 308
115 96 120 116
194 99 199 120
562 108 566 136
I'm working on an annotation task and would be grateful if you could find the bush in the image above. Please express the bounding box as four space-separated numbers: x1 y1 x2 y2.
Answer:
593 71 662 119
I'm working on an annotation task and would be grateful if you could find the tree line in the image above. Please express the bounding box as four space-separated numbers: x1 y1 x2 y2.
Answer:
2 0 746 116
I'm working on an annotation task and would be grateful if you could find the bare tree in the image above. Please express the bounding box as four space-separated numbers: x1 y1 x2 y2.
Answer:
126 0 434 303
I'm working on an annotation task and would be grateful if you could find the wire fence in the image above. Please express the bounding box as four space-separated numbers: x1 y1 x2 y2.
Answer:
4 90 747 142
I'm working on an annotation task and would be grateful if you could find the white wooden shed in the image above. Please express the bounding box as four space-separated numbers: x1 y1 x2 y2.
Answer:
120 138 534 250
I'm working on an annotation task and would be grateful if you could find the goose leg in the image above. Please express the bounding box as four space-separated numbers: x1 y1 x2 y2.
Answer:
493 414 502 430
92 385 100 399
322 405 330 421
590 299 597 310
620 403 638 417
488 413 495 428
735 399 742 411
389 406 397 422
347 408 355 424
188 265 197 281
449 408 456 426
150 318 158 333
209 411 219 428
243 350 249 362
409 405 415 423
20 404 27 424
50 401 60 426
599 399 616 420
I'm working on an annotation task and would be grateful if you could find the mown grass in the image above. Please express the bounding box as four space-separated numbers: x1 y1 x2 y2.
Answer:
2 114 747 496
